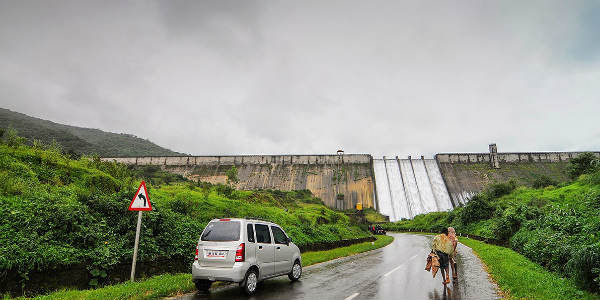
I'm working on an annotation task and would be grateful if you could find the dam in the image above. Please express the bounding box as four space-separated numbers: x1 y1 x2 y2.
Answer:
102 146 600 220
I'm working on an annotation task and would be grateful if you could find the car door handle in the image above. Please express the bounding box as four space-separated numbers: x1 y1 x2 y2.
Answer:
276 246 280 250
259 246 263 250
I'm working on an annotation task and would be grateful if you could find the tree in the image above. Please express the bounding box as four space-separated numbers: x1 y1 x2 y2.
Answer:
4 127 25 147
226 166 239 186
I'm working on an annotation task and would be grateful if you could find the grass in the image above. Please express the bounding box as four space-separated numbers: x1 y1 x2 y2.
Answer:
21 235 394 300
460 237 598 300
21 274 194 300
363 208 388 223
301 234 394 266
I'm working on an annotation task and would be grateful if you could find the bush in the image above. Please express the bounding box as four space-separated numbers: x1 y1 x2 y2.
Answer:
215 183 235 198
495 204 542 242
485 180 517 199
458 194 494 225
568 153 600 179
566 242 600 292
586 169 600 186
532 175 558 188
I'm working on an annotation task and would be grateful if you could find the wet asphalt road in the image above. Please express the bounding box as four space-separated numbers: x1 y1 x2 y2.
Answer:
172 233 499 300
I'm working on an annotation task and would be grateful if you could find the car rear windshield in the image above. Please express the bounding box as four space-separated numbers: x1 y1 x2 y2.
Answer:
201 221 241 241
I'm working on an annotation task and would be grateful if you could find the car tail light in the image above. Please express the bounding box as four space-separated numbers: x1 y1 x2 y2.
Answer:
195 247 199 261
219 218 231 221
235 243 245 262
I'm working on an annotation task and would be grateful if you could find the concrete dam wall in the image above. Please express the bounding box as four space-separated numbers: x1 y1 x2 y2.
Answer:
436 151 600 206
102 154 376 210
103 148 599 219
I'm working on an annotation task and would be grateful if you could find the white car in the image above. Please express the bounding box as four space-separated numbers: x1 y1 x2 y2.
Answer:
192 218 302 295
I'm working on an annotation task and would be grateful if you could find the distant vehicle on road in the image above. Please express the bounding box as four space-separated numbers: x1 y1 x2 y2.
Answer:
192 218 302 295
369 224 386 235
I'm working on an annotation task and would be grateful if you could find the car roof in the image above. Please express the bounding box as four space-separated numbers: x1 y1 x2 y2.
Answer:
210 218 279 226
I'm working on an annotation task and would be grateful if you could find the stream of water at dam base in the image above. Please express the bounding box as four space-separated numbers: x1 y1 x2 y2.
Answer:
374 158 453 222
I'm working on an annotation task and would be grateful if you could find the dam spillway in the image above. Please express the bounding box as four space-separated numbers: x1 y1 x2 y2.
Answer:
373 157 453 221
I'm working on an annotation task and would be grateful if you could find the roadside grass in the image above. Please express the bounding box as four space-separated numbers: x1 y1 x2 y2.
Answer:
301 235 394 266
21 235 394 300
24 274 194 300
460 237 598 300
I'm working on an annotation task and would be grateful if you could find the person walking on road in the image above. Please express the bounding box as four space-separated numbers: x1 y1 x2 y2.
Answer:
431 228 454 285
448 227 459 280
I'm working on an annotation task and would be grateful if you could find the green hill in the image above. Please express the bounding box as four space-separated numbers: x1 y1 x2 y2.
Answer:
0 108 181 157
0 139 369 296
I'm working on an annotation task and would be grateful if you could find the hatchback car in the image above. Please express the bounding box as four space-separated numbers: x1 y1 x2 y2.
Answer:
192 218 302 295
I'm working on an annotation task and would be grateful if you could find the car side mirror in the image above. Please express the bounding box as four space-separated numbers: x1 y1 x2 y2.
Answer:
287 237 292 245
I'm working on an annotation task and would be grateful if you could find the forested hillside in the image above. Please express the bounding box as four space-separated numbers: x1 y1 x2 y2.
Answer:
0 108 181 157
0 135 369 296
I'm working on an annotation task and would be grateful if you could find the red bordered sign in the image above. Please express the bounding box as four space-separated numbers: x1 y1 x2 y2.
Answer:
129 181 152 211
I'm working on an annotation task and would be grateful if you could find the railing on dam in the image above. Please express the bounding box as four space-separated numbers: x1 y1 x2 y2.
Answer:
436 151 600 164
101 154 373 165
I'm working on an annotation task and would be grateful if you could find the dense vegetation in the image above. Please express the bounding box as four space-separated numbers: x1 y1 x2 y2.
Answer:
0 108 181 156
383 152 600 293
0 136 368 295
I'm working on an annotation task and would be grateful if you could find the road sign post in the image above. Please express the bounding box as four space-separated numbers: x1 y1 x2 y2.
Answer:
130 211 142 282
128 181 152 282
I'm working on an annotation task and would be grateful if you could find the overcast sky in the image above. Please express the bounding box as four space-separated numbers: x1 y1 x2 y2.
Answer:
1 1 599 157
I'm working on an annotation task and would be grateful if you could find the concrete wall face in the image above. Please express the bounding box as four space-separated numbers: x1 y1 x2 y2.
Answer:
435 151 600 206
101 154 375 209
102 151 599 213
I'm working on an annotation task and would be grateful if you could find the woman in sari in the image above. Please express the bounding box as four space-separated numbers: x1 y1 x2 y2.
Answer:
432 228 454 285
448 227 458 280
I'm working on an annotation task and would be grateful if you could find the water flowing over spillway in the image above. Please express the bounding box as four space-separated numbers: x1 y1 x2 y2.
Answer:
374 157 453 221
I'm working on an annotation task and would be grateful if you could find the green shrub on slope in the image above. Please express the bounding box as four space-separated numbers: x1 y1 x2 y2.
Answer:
0 143 368 294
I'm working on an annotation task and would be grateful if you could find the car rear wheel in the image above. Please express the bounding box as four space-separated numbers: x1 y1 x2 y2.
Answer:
194 279 212 292
288 260 302 281
241 269 259 295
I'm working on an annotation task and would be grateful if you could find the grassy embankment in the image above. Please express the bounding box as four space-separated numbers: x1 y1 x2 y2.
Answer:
382 153 600 298
19 235 394 300
460 237 597 300
0 136 370 297
363 208 388 223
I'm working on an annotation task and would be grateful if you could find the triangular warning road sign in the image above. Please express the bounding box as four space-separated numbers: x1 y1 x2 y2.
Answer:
129 181 152 211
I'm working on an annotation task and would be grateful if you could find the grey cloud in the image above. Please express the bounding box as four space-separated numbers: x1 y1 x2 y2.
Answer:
0 0 599 157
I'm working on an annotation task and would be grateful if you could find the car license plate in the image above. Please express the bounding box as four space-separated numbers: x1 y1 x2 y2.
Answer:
205 250 228 259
